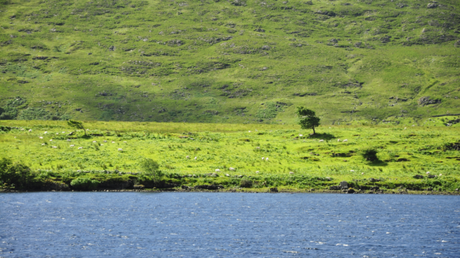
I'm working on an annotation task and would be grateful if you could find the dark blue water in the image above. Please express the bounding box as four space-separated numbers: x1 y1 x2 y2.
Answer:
1 192 459 257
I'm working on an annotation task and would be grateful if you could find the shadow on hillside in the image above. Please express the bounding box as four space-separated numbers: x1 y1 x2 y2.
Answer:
308 133 336 140
367 160 388 167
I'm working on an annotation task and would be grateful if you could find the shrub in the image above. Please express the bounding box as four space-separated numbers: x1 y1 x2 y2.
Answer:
362 148 379 162
0 158 35 189
140 158 163 183
240 179 253 188
442 141 460 151
70 177 100 191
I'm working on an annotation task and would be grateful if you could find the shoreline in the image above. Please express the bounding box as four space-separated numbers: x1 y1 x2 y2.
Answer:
2 188 459 195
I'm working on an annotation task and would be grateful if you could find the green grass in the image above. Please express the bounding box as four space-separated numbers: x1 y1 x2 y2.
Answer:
1 0 459 124
1 120 459 192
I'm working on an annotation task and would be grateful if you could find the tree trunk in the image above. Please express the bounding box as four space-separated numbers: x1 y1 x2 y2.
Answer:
312 127 316 135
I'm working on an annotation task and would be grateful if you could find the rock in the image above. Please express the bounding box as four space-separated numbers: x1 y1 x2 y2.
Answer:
380 35 391 43
418 96 441 106
413 175 424 179
428 174 436 178
427 3 438 8
181 185 189 190
315 10 336 17
370 186 379 191
231 0 246 6
354 42 362 47
254 28 265 32
261 45 271 50
167 39 184 46
109 46 115 51
329 185 341 190
340 181 348 189
369 178 380 182
426 187 433 191
329 38 338 44
270 187 278 193
347 189 355 194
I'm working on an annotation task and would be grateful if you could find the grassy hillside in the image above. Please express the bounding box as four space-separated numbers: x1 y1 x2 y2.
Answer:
1 0 459 124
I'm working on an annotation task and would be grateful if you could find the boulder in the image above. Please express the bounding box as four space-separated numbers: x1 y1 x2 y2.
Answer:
347 189 355 194
340 181 348 189
329 186 341 190
427 3 438 8
418 96 441 106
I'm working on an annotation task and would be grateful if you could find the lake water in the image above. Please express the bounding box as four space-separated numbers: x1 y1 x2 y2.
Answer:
1 192 459 257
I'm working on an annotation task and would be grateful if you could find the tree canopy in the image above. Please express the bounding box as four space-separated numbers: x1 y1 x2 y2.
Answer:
297 107 320 135
67 120 86 135
140 158 163 183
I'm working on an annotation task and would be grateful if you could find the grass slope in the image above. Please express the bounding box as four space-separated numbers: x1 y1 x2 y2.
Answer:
1 120 459 192
0 0 459 124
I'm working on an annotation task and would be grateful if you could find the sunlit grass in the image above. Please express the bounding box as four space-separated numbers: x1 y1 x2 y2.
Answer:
1 120 459 192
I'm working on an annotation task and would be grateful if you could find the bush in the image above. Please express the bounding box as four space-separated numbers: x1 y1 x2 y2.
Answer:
140 158 163 183
240 179 253 188
362 148 379 162
70 177 100 191
0 158 35 189
442 141 460 151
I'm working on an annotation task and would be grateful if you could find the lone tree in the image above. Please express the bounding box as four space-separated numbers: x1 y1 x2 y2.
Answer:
67 120 86 136
297 107 320 135
140 158 163 184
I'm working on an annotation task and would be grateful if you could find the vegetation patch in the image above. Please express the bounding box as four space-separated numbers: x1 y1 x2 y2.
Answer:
0 120 459 194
